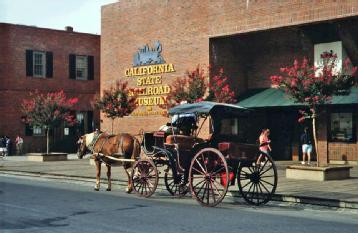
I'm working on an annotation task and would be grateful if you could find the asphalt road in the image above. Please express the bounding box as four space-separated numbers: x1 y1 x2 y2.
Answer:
0 175 357 233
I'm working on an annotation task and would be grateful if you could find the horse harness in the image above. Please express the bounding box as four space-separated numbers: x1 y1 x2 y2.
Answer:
90 133 125 166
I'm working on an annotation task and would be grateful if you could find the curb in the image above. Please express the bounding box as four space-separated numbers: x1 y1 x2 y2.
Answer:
1 170 358 209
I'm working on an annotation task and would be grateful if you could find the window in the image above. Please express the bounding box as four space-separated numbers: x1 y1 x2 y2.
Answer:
75 111 94 135
26 50 53 78
33 51 46 77
33 126 45 136
220 118 238 136
69 54 94 80
76 56 88 80
330 112 355 142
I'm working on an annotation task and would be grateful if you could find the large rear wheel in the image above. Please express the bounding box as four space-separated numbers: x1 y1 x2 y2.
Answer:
131 159 158 198
237 153 277 205
189 148 229 207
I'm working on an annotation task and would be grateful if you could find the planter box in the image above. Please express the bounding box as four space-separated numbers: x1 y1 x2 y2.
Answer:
26 153 67 162
286 165 352 181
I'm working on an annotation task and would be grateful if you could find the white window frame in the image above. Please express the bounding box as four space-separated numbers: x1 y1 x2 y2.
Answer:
33 51 46 78
75 55 88 80
33 126 45 136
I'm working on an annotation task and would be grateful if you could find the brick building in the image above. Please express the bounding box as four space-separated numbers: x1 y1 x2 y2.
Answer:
0 23 100 153
101 0 358 164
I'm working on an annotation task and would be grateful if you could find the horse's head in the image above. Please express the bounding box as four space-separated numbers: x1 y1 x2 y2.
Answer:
77 135 87 159
77 132 96 159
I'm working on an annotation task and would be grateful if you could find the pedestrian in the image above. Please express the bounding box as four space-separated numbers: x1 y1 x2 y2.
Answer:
300 127 313 165
259 128 272 156
4 136 11 156
15 135 24 155
257 129 272 165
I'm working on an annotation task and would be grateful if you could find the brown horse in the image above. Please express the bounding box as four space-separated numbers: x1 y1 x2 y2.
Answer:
77 132 141 193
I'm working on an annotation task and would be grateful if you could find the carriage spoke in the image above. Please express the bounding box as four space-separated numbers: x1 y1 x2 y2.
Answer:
193 179 206 189
206 182 210 205
192 167 206 176
259 165 274 176
195 158 207 174
258 159 269 173
195 180 207 197
260 175 274 179
201 153 208 172
209 181 217 203
211 166 225 176
259 181 271 193
240 180 252 190
260 179 275 187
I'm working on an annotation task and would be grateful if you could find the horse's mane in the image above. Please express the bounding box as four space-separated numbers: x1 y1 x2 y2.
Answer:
85 132 95 148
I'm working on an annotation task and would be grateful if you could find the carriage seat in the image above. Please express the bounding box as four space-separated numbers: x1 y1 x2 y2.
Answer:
165 135 199 151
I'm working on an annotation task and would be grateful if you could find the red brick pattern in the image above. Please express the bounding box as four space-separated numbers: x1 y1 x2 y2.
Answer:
0 23 100 153
101 0 358 161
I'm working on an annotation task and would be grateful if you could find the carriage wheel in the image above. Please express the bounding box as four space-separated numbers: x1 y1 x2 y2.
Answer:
164 167 188 197
131 159 158 198
189 148 229 207
237 153 277 205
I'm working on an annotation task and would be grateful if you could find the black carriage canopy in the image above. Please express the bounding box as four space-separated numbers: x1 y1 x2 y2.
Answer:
168 101 251 119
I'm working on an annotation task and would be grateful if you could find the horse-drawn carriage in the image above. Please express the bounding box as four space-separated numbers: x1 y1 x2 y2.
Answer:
132 101 278 207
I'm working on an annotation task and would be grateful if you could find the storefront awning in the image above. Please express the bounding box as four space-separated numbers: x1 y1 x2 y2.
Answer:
237 88 358 108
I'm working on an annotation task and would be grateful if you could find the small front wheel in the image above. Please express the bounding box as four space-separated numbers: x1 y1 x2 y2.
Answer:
164 166 188 197
189 148 229 207
131 159 158 198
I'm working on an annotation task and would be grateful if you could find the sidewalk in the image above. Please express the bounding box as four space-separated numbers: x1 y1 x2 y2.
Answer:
1 155 358 209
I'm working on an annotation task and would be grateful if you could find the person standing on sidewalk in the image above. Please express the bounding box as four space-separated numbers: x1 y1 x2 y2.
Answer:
259 129 272 156
15 135 24 155
4 136 11 156
300 127 312 165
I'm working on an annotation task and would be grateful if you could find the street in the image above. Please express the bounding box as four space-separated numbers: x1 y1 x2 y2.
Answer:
0 175 357 233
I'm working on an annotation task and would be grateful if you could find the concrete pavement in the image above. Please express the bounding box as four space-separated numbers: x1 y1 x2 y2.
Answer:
1 155 358 209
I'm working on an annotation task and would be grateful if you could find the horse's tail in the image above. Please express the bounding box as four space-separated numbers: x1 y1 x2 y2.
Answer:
131 136 141 160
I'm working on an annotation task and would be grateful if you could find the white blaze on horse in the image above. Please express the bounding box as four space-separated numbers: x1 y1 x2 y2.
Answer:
77 131 141 192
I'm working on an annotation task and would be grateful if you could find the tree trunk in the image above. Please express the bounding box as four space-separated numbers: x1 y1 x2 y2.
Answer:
46 128 50 155
111 119 114 134
311 110 319 167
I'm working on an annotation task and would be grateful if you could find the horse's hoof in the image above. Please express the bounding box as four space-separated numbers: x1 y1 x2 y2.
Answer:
125 187 132 194
106 188 111 191
94 188 100 191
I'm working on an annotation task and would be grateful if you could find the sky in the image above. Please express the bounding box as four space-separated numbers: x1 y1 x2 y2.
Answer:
0 0 117 34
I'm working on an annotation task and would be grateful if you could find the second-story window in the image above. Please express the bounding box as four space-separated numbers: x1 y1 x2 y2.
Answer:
76 56 88 80
33 51 46 77
69 54 94 80
26 50 53 78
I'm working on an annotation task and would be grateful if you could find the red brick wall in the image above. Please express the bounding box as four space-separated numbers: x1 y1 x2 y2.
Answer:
101 0 358 135
0 23 100 153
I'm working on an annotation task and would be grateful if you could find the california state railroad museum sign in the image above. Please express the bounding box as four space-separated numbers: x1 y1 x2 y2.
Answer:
125 41 175 116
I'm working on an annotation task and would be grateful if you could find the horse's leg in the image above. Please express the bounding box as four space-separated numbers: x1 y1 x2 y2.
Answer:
106 164 112 191
94 160 101 191
124 167 133 193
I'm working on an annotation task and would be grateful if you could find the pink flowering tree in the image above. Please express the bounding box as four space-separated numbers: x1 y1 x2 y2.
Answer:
94 81 138 133
207 68 236 103
21 90 78 154
162 66 237 112
162 65 208 111
271 52 357 166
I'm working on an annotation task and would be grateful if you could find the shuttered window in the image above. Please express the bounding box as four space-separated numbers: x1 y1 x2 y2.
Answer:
69 54 94 80
26 50 53 78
